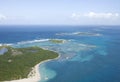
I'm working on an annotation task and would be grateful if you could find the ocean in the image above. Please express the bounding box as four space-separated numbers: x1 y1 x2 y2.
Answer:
0 25 120 82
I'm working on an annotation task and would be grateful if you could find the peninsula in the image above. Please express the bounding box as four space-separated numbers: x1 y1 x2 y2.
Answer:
0 46 59 81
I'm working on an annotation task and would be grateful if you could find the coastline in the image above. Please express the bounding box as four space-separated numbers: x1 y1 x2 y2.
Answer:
4 54 60 82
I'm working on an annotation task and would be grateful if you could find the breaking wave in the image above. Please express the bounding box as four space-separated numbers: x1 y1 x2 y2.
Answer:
17 39 50 44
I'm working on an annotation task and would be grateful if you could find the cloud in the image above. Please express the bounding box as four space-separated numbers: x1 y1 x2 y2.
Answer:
72 12 120 19
71 13 81 20
0 14 6 21
84 12 119 19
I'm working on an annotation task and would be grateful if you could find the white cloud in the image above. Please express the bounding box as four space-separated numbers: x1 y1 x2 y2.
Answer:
72 12 120 19
71 13 81 19
71 13 78 18
0 14 6 21
84 12 119 19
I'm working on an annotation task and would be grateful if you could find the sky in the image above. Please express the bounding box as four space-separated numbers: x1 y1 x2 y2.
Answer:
0 0 120 25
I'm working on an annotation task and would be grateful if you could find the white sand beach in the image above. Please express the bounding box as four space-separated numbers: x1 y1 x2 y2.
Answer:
4 55 60 82
4 63 41 82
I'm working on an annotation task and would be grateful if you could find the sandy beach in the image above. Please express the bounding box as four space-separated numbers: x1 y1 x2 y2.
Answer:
4 55 60 82
4 63 41 82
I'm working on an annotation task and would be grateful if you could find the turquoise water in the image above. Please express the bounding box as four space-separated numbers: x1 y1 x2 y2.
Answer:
0 26 120 82
12 33 108 82
0 48 8 55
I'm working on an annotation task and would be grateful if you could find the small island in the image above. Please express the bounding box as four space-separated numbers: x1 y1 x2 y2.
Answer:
56 32 101 36
73 32 101 36
0 46 59 81
49 39 66 44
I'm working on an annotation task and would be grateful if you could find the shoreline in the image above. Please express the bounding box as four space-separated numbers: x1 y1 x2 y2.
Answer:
4 54 60 82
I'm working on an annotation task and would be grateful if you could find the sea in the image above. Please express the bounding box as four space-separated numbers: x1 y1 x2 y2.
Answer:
0 25 120 82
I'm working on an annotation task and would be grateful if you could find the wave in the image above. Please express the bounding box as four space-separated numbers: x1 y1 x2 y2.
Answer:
78 43 96 48
0 43 13 46
17 39 50 44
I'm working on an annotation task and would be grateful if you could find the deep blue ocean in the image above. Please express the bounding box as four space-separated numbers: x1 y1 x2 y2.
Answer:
0 25 120 82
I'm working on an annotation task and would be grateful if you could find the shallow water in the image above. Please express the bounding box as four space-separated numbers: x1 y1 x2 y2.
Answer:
0 48 8 55
0 26 120 82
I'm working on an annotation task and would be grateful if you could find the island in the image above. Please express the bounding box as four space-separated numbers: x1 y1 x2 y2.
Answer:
56 32 101 36
49 39 66 44
0 46 59 81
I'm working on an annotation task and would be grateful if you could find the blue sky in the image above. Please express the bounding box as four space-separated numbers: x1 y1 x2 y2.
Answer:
0 0 120 25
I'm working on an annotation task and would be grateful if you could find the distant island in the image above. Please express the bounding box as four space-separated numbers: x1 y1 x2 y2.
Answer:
49 39 66 44
0 46 59 81
56 32 101 36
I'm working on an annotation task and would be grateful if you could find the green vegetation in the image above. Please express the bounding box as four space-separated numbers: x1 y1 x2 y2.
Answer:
49 39 65 43
0 46 58 81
